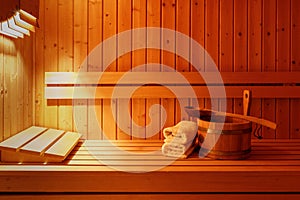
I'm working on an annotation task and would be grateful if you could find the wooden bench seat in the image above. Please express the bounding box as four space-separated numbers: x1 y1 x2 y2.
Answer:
1 139 300 199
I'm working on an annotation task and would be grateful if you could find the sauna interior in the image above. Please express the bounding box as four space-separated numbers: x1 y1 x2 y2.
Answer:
0 0 300 199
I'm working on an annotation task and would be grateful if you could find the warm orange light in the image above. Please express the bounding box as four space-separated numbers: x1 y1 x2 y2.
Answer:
8 17 30 36
1 21 24 38
0 26 18 38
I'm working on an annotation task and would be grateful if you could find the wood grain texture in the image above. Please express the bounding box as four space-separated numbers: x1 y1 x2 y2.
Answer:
0 194 300 200
205 0 219 111
146 0 162 140
74 0 89 139
117 0 132 140
248 0 262 139
161 0 176 134
132 0 147 140
276 0 290 139
58 0 73 132
234 0 247 115
102 0 117 140
1 140 300 196
291 0 300 139
0 36 3 141
191 0 205 114
34 0 45 128
32 0 300 141
44 0 58 129
87 0 103 140
262 0 276 139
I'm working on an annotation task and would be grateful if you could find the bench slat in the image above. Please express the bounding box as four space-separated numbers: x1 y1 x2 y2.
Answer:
0 126 47 151
20 129 65 155
44 132 81 160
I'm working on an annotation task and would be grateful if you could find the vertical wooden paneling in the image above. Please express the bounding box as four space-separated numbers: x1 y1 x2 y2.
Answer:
58 0 73 132
262 0 276 139
30 0 300 141
161 0 176 132
220 0 234 113
44 0 58 129
3 38 16 139
24 36 33 128
234 0 247 115
205 0 219 110
248 0 262 139
16 40 24 132
176 0 190 122
88 0 103 139
35 0 45 128
10 40 18 136
132 0 147 140
146 0 161 140
0 35 34 142
291 0 300 139
276 0 290 139
117 0 132 140
0 35 3 141
102 0 117 139
191 0 205 113
74 0 89 138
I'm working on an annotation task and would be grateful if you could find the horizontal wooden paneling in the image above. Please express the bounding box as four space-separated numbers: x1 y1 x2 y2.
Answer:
34 0 300 139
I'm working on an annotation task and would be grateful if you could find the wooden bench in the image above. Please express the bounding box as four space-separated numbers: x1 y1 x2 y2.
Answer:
1 71 300 199
0 139 300 199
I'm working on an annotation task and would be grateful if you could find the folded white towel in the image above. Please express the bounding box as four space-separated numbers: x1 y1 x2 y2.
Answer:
163 121 198 144
162 142 190 158
162 137 198 158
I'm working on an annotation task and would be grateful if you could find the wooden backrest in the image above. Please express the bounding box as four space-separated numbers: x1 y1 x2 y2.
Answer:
45 72 300 99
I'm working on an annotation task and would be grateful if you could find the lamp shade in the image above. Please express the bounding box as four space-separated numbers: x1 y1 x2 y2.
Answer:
0 0 39 38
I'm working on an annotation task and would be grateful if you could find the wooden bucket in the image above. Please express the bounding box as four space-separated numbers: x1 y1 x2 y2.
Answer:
198 115 252 160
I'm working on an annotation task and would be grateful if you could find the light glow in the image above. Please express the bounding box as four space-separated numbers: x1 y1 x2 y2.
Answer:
8 17 30 36
0 9 37 39
1 21 24 38
14 12 35 32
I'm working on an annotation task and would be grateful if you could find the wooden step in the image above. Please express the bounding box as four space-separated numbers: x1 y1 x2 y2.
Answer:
0 127 81 163
0 126 47 152
44 132 82 161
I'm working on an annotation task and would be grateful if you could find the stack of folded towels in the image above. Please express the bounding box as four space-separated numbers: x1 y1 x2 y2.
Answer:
162 121 198 158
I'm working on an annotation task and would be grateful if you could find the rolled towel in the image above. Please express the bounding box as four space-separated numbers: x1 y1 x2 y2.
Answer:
163 121 198 144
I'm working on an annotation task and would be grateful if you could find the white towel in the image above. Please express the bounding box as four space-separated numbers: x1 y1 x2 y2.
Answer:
162 121 198 158
162 137 198 158
162 142 190 158
163 121 198 144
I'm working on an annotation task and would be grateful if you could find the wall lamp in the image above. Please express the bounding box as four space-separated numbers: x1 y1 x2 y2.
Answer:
0 0 39 39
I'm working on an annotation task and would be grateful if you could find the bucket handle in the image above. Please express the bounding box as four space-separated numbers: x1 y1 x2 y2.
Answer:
253 124 263 140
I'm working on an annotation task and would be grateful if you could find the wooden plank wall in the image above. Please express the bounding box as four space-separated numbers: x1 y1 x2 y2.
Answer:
35 0 300 140
0 35 34 142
